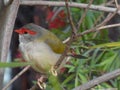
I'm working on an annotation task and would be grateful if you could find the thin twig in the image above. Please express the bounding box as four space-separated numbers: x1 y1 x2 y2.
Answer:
92 13 117 38
73 69 120 90
54 0 76 69
78 23 120 38
79 23 120 37
92 0 119 38
93 0 113 27
77 3 119 38
2 65 30 90
77 13 114 38
95 0 115 26
77 14 116 38
93 13 104 26
21 0 120 15
98 7 118 27
77 0 94 29
100 0 119 25
98 23 120 30
65 0 77 35
114 0 119 8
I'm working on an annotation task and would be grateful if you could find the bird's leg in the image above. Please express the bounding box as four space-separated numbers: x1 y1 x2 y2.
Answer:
50 66 58 76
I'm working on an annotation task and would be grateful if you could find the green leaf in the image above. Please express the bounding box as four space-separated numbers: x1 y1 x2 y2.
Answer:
75 75 79 87
99 53 117 71
62 74 75 85
0 62 32 68
91 42 120 48
78 73 88 83
47 73 62 90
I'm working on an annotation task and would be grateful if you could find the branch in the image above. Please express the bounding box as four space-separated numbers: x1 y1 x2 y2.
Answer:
65 0 77 35
77 1 119 38
54 0 75 69
98 23 120 30
0 0 20 88
76 13 117 38
2 65 30 90
77 22 120 38
21 0 120 15
72 69 120 90
77 0 94 29
0 0 20 62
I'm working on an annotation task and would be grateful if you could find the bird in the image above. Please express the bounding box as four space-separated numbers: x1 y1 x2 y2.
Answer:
15 23 66 74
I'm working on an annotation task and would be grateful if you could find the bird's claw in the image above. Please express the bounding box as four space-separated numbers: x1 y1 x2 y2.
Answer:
50 66 58 76
37 77 46 89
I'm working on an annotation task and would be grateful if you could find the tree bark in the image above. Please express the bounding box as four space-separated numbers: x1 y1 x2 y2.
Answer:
0 0 20 89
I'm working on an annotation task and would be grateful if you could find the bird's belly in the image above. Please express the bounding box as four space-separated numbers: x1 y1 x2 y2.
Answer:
19 41 61 73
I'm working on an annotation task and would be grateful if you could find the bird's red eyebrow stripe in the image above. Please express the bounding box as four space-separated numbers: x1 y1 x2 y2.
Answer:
15 28 37 35
24 28 37 35
15 28 25 34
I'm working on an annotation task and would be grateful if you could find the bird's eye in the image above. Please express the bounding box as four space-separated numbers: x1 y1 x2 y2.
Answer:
24 31 28 34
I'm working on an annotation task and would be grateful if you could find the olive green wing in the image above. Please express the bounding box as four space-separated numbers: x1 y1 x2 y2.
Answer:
45 32 65 54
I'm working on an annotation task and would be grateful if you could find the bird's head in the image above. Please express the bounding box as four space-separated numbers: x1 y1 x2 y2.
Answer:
15 23 66 54
15 23 49 43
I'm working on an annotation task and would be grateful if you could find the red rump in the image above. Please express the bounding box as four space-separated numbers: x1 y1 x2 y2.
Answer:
15 28 37 35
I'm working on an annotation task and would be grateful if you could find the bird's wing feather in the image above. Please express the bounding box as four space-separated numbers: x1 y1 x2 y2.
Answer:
45 32 65 54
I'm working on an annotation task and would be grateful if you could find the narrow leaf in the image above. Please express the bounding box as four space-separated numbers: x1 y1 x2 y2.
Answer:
0 62 31 68
91 42 120 48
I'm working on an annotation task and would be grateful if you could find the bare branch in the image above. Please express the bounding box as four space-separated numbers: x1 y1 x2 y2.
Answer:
65 0 77 35
54 0 77 69
114 0 119 8
92 0 119 38
98 23 120 30
0 0 20 62
72 69 120 90
0 0 20 88
20 0 120 15
77 0 94 29
77 3 119 38
77 20 119 38
2 65 30 90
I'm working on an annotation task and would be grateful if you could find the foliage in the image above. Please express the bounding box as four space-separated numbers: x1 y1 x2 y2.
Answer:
0 62 31 68
46 0 120 90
